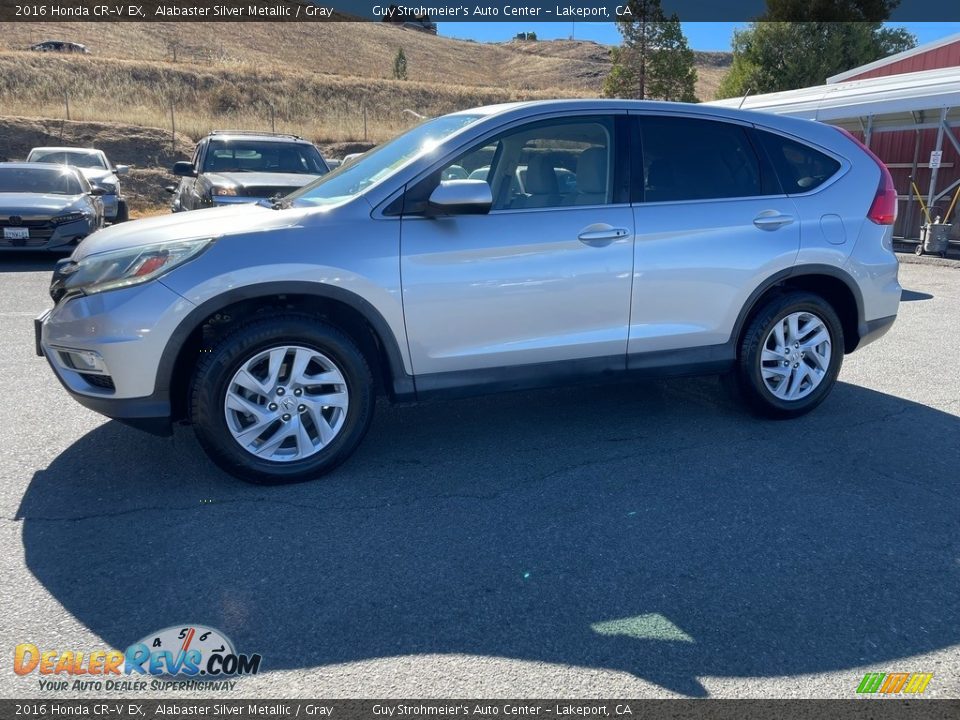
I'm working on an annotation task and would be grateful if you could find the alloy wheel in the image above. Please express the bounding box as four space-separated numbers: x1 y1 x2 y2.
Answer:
223 345 349 461
759 311 832 401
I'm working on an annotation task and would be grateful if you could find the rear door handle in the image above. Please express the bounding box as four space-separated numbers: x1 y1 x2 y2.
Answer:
753 212 795 230
578 226 630 246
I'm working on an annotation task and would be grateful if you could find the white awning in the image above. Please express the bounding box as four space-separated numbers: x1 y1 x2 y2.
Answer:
708 67 960 132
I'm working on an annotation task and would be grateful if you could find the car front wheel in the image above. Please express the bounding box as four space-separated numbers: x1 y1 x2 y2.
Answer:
728 292 844 419
191 316 375 484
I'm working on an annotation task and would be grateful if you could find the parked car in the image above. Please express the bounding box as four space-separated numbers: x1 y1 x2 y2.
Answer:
0 163 104 251
29 40 88 53
26 147 129 223
37 99 901 484
168 131 329 212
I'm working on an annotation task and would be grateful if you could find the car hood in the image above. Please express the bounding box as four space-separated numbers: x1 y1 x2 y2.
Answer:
71 203 308 260
0 193 81 216
205 172 320 190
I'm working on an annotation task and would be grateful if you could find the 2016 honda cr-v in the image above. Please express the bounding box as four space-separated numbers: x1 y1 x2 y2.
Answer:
36 100 901 484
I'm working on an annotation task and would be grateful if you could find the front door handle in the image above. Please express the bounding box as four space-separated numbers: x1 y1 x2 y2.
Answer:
578 226 630 246
753 211 795 230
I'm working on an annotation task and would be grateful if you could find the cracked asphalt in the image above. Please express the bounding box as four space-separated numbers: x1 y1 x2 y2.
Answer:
1 253 958 699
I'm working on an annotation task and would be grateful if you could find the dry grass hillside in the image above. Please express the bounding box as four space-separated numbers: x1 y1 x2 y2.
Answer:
0 22 730 212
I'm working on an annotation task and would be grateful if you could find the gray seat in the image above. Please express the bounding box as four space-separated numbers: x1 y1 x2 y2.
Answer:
511 154 560 209
575 147 608 205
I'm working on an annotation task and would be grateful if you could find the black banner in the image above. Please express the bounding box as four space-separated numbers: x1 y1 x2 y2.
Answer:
2 0 960 22
2 700 960 720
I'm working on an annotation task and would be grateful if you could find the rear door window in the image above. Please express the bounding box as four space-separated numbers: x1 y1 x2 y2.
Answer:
637 116 764 202
754 130 841 194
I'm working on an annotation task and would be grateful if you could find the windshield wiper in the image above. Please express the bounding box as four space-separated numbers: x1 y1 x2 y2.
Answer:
271 197 293 210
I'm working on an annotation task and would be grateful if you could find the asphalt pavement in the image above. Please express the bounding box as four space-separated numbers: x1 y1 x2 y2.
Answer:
1 252 958 699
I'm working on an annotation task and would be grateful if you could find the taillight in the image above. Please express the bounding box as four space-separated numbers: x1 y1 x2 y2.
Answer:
834 127 897 225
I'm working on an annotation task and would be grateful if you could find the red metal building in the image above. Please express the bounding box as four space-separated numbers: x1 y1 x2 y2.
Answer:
828 34 960 238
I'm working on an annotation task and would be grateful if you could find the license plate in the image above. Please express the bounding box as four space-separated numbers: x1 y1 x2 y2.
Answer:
3 227 29 240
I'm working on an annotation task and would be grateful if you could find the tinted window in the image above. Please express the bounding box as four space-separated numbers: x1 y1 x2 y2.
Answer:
28 150 107 169
203 141 327 174
756 131 841 193
439 118 614 211
639 117 763 202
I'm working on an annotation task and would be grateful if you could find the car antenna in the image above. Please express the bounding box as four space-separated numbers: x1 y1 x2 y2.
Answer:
738 89 752 110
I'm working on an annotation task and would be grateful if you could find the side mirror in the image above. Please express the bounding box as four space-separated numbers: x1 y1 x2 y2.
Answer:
164 185 176 194
172 161 196 178
113 164 129 176
89 187 106 196
427 180 492 216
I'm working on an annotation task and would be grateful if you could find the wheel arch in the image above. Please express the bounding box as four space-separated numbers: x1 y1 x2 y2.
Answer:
158 282 415 422
732 265 865 355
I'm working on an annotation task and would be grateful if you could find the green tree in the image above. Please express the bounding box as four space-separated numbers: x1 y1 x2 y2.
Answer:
393 47 408 81
716 0 915 99
602 0 698 102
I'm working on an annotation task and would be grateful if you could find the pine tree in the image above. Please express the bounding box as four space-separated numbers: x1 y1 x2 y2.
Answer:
716 0 916 99
602 0 698 102
393 48 408 81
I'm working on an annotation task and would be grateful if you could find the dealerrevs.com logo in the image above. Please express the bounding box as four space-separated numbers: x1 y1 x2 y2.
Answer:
13 625 262 692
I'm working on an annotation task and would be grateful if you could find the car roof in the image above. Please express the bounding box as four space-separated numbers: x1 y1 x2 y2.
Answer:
456 98 844 152
205 132 312 144
29 147 102 154
3 161 77 169
0 161 86 176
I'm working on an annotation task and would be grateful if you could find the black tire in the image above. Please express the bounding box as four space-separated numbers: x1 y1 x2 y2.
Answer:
727 291 844 419
114 200 129 224
914 243 924 256
191 315 375 485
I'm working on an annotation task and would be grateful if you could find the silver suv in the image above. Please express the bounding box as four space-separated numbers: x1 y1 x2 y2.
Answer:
36 100 901 484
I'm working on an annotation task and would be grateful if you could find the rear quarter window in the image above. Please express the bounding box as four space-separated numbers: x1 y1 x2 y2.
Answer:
756 131 841 194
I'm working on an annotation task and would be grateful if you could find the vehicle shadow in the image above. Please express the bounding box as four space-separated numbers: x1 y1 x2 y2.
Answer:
15 378 960 696
0 252 65 273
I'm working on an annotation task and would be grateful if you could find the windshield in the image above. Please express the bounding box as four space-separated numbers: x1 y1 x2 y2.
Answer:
0 167 85 195
203 141 328 174
288 114 483 207
28 150 107 169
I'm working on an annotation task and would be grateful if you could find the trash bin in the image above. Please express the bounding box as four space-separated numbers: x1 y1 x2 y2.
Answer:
916 223 951 257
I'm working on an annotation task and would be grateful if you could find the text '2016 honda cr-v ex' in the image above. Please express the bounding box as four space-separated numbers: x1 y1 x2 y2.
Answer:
37 100 901 484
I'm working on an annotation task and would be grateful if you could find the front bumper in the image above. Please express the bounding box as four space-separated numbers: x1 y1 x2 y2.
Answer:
36 281 196 435
0 218 93 251
101 194 119 219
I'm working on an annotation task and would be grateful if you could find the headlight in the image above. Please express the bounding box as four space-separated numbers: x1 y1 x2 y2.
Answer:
56 238 213 297
211 186 238 196
52 212 87 225
98 182 118 194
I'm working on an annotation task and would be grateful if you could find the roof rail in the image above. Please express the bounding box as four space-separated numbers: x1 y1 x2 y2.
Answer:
209 130 304 140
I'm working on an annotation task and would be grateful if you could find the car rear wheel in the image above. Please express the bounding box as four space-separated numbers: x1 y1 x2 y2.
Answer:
191 316 375 484
727 292 844 419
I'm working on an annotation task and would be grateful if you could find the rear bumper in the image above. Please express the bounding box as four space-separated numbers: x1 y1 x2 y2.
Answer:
855 314 897 350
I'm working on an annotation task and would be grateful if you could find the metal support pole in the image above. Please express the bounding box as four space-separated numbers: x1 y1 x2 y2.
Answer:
927 108 948 213
906 120 922 239
942 114 960 157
